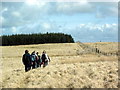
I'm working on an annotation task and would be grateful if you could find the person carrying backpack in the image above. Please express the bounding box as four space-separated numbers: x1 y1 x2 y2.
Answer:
41 50 50 68
31 51 37 69
36 52 42 67
22 50 32 72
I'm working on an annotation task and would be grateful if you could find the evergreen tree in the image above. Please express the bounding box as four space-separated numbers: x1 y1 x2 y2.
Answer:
1 33 75 46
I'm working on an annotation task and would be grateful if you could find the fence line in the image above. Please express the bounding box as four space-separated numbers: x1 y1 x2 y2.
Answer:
76 42 118 56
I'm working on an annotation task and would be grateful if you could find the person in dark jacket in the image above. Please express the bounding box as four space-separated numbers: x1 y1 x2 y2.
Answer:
36 52 42 67
22 50 32 72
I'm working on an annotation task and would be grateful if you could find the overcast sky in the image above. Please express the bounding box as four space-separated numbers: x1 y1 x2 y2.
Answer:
1 0 118 42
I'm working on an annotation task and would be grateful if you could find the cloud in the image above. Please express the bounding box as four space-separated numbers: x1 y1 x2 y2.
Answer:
81 24 117 42
12 11 21 17
11 27 17 33
42 23 51 30
2 22 118 42
1 2 118 28
0 16 5 26
95 2 118 18
1 2 118 42
79 24 85 28
25 0 38 6
56 2 94 15
1 8 8 13
63 23 118 42
25 0 46 7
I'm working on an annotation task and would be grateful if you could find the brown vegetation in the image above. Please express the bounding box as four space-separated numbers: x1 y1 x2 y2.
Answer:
1 42 118 88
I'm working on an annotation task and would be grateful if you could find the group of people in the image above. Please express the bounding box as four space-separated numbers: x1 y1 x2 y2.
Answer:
22 50 50 72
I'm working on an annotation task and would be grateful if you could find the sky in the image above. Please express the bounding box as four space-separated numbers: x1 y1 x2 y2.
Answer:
0 0 118 42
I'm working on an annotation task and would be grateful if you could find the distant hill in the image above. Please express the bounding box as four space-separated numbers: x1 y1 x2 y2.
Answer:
1 33 74 46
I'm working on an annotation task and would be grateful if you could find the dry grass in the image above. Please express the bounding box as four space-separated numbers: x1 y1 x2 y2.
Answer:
1 42 118 88
85 42 118 53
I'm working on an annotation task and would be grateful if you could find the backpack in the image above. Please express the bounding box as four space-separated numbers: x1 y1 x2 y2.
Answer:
31 54 36 61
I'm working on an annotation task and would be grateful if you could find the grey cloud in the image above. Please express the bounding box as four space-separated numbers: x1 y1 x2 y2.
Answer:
1 2 118 28
94 2 118 18
55 2 95 15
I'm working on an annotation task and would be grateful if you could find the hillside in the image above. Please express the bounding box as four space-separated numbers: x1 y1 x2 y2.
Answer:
1 42 118 88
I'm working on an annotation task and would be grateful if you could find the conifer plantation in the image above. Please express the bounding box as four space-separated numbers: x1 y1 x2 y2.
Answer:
1 33 74 46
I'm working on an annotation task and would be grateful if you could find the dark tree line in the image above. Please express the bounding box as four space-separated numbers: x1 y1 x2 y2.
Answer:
1 33 74 46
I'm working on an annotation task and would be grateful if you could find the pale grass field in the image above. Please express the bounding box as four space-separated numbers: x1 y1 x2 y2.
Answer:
0 42 118 88
85 42 118 53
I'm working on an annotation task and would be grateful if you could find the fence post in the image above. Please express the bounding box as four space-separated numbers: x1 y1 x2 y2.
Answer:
96 48 97 53
98 50 99 53
111 53 112 56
